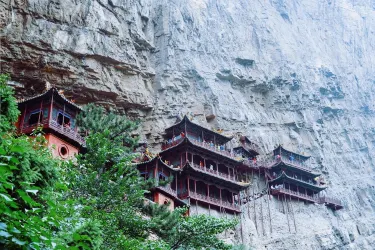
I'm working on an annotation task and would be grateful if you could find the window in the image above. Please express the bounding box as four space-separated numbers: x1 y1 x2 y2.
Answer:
158 172 168 182
28 111 43 125
59 145 69 158
57 113 71 127
140 172 149 180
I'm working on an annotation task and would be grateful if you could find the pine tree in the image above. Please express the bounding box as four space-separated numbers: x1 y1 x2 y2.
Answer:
0 74 20 133
76 103 139 150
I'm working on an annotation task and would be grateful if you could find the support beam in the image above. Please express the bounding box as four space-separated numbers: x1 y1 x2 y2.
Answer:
187 175 190 196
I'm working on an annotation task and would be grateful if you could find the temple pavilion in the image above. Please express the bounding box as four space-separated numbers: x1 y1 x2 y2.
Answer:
266 145 324 202
137 156 187 211
266 145 343 210
16 87 84 159
137 116 252 214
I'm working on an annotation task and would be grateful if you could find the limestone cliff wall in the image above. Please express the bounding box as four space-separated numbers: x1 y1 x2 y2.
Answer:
1 0 375 249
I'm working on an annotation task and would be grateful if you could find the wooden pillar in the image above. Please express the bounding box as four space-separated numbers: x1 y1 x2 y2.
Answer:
232 192 234 204
155 160 159 185
219 188 222 203
74 110 78 132
20 104 28 133
207 184 210 197
216 162 219 174
175 173 178 192
194 179 197 193
180 153 182 167
37 99 44 126
204 158 206 168
187 175 190 196
62 103 66 126
48 93 54 122
191 153 194 164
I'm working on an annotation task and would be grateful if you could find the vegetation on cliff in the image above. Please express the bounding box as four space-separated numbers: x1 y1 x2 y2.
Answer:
0 74 237 249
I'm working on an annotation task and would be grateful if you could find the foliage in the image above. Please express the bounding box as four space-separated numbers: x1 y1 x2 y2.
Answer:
76 103 139 150
0 133 60 248
144 205 238 250
67 131 151 248
0 73 240 250
165 207 238 250
0 74 20 133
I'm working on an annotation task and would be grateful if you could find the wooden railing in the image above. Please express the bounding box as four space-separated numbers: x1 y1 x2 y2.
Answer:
20 119 85 145
271 187 317 203
162 136 185 150
189 191 240 211
156 185 178 198
190 163 237 182
48 120 85 145
242 160 260 168
243 142 261 154
187 136 241 161
265 157 314 173
272 172 324 188
318 196 342 206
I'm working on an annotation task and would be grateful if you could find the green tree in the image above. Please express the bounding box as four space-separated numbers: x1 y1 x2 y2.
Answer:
146 206 238 250
76 103 139 150
0 74 239 249
0 74 20 132
0 74 62 249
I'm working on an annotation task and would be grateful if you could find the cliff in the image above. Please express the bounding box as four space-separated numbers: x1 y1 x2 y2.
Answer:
1 0 375 249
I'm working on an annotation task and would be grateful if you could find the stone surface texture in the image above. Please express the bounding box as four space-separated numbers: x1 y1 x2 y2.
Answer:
1 0 375 249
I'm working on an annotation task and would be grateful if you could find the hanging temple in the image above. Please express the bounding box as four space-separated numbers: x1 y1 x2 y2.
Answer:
15 88 343 221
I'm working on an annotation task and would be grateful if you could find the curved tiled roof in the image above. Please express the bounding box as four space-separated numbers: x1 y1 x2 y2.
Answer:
17 87 82 111
136 156 182 172
269 171 326 193
270 159 320 177
160 137 241 164
165 115 233 143
183 162 250 190
273 145 311 161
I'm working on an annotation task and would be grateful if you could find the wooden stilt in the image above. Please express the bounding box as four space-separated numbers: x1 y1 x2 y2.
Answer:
259 169 265 236
265 172 273 234
283 194 291 233
253 170 258 233
289 186 297 233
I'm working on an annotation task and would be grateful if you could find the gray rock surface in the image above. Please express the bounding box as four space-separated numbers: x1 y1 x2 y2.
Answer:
1 0 375 249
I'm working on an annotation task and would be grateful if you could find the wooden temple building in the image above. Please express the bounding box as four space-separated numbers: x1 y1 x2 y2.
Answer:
16 88 85 159
137 116 253 214
266 146 343 210
137 118 343 214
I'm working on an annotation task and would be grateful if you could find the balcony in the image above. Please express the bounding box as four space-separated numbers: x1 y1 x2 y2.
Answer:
270 172 326 191
242 159 260 169
161 135 241 162
318 196 343 210
48 120 85 145
270 187 317 203
187 136 241 162
190 163 238 182
19 118 85 145
189 191 241 212
265 157 317 174
155 185 178 198
161 136 185 150
242 142 261 154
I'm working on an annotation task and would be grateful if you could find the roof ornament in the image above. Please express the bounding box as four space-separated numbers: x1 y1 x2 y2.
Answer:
45 81 52 91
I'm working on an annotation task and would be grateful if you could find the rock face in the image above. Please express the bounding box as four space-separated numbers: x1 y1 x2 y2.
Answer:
1 0 375 249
